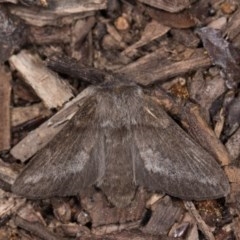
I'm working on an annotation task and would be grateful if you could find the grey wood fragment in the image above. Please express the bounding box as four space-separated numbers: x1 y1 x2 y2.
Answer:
0 66 11 150
226 128 240 161
142 196 183 235
117 48 211 86
137 0 190 13
11 103 51 127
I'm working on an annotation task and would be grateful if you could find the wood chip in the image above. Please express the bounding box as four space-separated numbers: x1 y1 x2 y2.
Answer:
11 103 51 127
188 71 226 121
15 215 63 240
227 182 240 209
114 16 129 31
232 217 240 240
117 48 211 86
9 6 95 27
29 25 71 45
92 221 141 236
170 29 200 48
146 193 165 208
138 0 190 13
71 16 96 59
207 17 227 30
48 0 107 15
122 20 170 55
0 0 17 3
169 213 199 239
181 103 230 166
9 50 73 109
56 223 90 237
0 197 25 221
0 158 18 185
0 66 11 151
224 8 240 43
224 166 240 183
81 188 147 228
87 229 174 240
225 127 240 161
143 196 183 235
147 7 198 29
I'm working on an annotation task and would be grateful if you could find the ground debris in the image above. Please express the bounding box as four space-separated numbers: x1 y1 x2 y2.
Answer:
0 0 238 239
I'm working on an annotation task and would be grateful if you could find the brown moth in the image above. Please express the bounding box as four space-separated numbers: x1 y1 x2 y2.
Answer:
12 74 230 207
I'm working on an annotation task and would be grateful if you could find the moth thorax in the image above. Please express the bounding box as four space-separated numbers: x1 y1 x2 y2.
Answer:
98 86 143 128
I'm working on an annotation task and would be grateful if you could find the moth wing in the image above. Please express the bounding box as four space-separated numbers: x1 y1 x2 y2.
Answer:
134 97 230 200
12 96 104 199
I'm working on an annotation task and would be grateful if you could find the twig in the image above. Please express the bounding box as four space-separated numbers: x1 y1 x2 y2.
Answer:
184 201 215 240
15 216 64 240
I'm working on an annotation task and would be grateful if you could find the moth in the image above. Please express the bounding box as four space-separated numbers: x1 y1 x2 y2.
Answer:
12 74 230 208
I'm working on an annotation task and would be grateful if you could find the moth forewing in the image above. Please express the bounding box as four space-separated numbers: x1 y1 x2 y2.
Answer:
134 97 230 200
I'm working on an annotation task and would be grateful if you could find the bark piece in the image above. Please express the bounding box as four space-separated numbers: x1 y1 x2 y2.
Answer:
47 55 107 84
15 216 63 240
117 48 211 86
225 94 240 137
227 182 240 213
170 29 200 48
169 222 190 238
169 213 199 239
56 223 90 237
13 79 40 103
92 221 141 236
46 0 107 14
143 196 183 235
14 204 64 240
29 25 71 45
224 8 240 46
81 188 147 227
181 103 230 166
10 87 94 162
75 209 91 225
197 27 240 89
0 66 11 150
0 0 17 3
147 7 198 29
52 199 72 223
11 103 51 127
0 196 25 222
207 17 227 30
86 230 177 240
225 127 240 161
232 217 240 240
18 0 48 7
146 193 165 208
9 5 96 27
225 166 240 183
0 158 18 185
122 20 170 55
188 71 226 120
71 16 96 59
138 0 190 13
9 50 73 109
